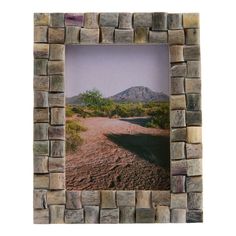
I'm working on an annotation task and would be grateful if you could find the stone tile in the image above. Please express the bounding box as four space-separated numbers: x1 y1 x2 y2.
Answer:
171 209 186 223
50 13 64 27
50 140 65 157
101 191 116 208
34 174 49 189
49 205 65 224
184 45 200 60
149 31 167 43
34 123 48 140
171 142 185 160
34 76 49 91
167 14 182 29
34 26 48 42
186 126 202 143
48 126 65 140
34 189 47 209
65 209 84 224
34 91 48 108
171 63 187 77
99 13 119 27
65 26 80 44
49 44 65 61
187 61 201 77
185 78 201 94
152 12 168 30
48 93 65 107
34 13 49 26
34 156 48 173
34 44 49 59
100 27 114 44
48 61 64 75
186 143 202 159
170 110 186 128
136 191 151 208
48 28 65 44
171 160 187 175
168 30 185 45
171 128 186 142
187 159 202 176
50 75 64 92
186 111 202 126
80 28 99 44
186 29 200 45
47 190 65 205
188 193 202 210
136 208 155 223
49 173 65 190
34 108 49 122
81 191 100 206
34 209 49 224
133 13 152 27
135 27 149 43
120 207 135 223
186 210 203 223
66 191 82 209
100 208 119 224
171 193 187 209
186 94 201 111
119 13 132 29
156 206 170 223
65 13 84 26
183 13 200 28
34 141 49 156
171 175 186 193
152 190 170 207
84 13 99 28
84 206 99 223
186 176 203 192
51 108 65 125
115 29 134 44
34 59 48 76
49 158 64 172
171 77 185 95
170 46 184 62
170 95 186 110
117 191 135 206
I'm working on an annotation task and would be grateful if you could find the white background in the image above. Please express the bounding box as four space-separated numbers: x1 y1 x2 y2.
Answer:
0 0 235 235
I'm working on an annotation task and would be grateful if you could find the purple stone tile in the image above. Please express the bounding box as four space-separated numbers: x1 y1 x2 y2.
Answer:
65 13 84 26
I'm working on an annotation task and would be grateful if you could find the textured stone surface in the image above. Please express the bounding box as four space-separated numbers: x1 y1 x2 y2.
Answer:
65 13 84 26
171 160 187 175
171 128 186 142
135 27 149 43
186 143 202 159
149 31 167 43
171 176 186 193
49 173 65 190
152 12 167 30
115 29 134 44
117 191 135 206
183 13 200 28
34 44 49 58
100 209 119 224
34 26 48 42
100 27 114 44
170 46 184 62
50 75 64 92
184 45 200 60
187 126 202 143
170 95 186 109
120 207 135 223
168 30 185 45
171 77 184 95
187 210 203 223
187 159 202 176
186 29 200 45
34 156 48 173
34 123 48 140
185 78 201 93
34 13 49 26
187 61 201 77
119 13 132 29
99 13 119 27
171 63 187 77
136 208 155 223
66 191 82 209
65 26 80 44
34 209 49 224
171 142 185 160
50 140 65 157
50 205 65 224
48 28 65 44
34 76 49 91
171 193 187 209
84 206 99 223
156 206 170 223
50 13 64 27
101 191 116 208
47 190 65 205
48 61 64 75
48 126 65 140
48 93 64 107
168 14 182 29
49 44 65 60
188 193 202 210
34 59 48 76
51 108 65 125
49 158 64 172
82 191 100 206
186 177 203 192
171 209 186 223
80 28 99 44
186 111 202 126
34 174 49 189
34 91 48 107
170 110 186 128
84 13 99 28
136 191 151 208
65 209 84 223
34 108 49 123
133 13 152 27
152 190 170 207
186 94 201 111
34 190 47 209
34 141 49 155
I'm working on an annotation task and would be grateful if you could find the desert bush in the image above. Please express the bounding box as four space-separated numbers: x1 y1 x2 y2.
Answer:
66 105 75 117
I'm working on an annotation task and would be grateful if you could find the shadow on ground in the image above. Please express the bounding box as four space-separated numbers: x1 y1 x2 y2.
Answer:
106 133 170 169
119 117 152 127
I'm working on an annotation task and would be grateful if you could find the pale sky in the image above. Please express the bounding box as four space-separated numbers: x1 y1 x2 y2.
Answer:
65 45 169 98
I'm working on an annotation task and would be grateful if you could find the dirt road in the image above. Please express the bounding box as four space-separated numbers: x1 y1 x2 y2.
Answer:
66 117 170 190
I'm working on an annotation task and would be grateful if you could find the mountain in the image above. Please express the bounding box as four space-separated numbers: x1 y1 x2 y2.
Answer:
66 94 83 105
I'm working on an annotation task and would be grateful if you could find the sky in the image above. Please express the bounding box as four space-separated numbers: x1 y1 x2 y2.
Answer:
65 45 169 98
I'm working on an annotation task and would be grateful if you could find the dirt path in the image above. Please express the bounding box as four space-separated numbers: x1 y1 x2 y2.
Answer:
66 117 170 190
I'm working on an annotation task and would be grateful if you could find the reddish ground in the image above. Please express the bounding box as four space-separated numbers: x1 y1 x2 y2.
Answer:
66 117 170 190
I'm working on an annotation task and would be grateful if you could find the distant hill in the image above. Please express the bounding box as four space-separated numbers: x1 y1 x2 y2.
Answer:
66 94 83 105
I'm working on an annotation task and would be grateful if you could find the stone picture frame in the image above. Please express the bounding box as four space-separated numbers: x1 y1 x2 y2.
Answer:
33 12 202 224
